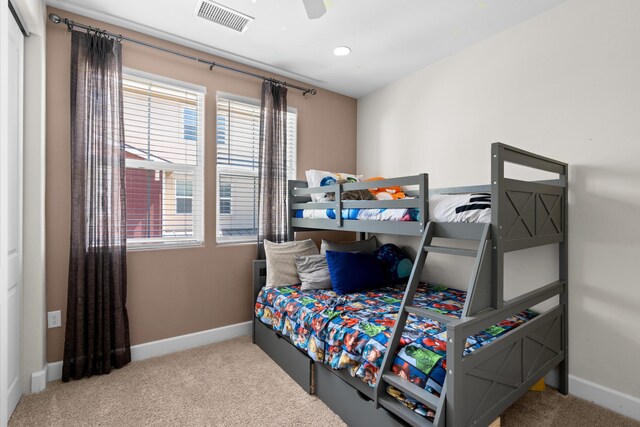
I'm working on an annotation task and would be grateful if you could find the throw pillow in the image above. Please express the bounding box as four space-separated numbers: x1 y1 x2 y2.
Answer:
264 239 319 288
294 254 332 291
324 179 376 201
320 235 377 255
374 243 414 283
325 250 388 295
305 169 363 202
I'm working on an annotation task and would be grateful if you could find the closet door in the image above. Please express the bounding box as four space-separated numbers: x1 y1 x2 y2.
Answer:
0 8 24 423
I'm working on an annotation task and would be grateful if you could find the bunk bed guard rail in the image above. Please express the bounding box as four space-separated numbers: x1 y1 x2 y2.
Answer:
288 174 429 239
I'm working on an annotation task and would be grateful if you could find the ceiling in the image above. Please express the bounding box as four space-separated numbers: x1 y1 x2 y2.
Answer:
46 0 568 98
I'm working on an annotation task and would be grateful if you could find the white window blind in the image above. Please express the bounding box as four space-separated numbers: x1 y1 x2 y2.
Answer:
123 70 205 249
216 94 296 244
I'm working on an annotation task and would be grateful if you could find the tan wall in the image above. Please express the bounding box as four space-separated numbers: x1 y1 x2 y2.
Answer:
46 7 357 362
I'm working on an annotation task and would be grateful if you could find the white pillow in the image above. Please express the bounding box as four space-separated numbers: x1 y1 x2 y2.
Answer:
429 193 492 223
264 239 319 288
305 169 363 202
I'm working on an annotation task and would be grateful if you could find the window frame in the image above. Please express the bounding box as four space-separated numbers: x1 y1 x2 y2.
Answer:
215 92 297 245
123 68 206 251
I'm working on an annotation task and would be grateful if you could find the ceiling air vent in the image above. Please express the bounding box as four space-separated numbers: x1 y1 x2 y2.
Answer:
195 0 254 33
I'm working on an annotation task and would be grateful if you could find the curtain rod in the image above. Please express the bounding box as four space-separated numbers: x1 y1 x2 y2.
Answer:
48 13 318 96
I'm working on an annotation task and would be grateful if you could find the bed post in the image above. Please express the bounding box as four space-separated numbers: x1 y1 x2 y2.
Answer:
252 259 267 344
491 143 505 309
445 324 465 427
419 173 428 233
559 165 569 395
287 180 295 241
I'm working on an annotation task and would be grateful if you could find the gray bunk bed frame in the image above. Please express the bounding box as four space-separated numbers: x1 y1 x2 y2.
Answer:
252 143 568 427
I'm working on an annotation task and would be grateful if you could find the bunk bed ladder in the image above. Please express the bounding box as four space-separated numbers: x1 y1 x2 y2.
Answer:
374 221 491 427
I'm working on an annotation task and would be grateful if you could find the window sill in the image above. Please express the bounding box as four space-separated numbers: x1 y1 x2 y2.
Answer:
127 241 204 252
215 240 256 248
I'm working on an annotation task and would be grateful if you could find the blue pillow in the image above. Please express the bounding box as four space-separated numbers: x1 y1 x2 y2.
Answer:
374 243 413 283
325 250 388 295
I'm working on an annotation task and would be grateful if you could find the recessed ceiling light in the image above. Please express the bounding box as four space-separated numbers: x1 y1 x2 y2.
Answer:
333 46 351 57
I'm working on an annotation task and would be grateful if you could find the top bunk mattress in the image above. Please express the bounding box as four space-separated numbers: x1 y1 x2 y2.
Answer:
294 192 492 223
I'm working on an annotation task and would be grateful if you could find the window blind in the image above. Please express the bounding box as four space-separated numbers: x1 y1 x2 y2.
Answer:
216 94 296 244
123 71 205 249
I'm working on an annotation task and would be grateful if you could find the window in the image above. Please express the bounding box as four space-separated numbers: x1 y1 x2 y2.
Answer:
123 70 205 249
175 179 193 214
183 107 198 141
219 182 232 215
216 94 296 244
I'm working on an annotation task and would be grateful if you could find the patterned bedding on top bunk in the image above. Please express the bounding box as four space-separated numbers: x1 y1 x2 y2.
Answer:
255 283 536 420
294 192 492 223
294 207 419 222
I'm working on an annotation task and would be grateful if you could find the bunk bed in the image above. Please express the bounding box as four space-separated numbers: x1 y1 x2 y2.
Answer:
252 143 568 427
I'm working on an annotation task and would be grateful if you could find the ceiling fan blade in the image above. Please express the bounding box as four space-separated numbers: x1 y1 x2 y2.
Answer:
303 0 326 19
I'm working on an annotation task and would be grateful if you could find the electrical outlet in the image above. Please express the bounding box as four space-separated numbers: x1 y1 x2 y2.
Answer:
48 310 62 328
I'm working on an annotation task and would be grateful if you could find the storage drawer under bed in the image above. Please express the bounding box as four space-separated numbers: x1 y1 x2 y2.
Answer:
315 363 405 427
253 320 314 394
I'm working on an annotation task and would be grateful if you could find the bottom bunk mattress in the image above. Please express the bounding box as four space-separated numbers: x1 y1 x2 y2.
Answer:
255 283 536 420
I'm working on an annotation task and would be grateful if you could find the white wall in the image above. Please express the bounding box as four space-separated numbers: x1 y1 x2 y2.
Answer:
358 0 640 410
11 0 48 394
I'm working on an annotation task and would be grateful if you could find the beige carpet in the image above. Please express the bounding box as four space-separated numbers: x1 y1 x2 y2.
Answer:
9 336 639 427
502 387 639 427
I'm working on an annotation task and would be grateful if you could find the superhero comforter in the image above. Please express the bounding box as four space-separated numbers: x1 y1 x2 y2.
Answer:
255 283 536 419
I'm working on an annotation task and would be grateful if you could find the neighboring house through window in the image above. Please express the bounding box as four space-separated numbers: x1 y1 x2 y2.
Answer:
175 179 193 214
218 182 232 215
122 69 205 249
216 93 297 243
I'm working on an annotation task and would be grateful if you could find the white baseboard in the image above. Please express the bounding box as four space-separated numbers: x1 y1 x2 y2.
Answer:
569 375 640 421
47 361 62 383
30 365 48 393
130 321 252 361
46 320 252 383
545 369 640 421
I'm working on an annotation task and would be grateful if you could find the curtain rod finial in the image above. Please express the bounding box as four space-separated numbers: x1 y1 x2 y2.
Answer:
49 13 61 24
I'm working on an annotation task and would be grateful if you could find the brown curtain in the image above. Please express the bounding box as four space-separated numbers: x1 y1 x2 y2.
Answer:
63 30 131 381
257 81 289 254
